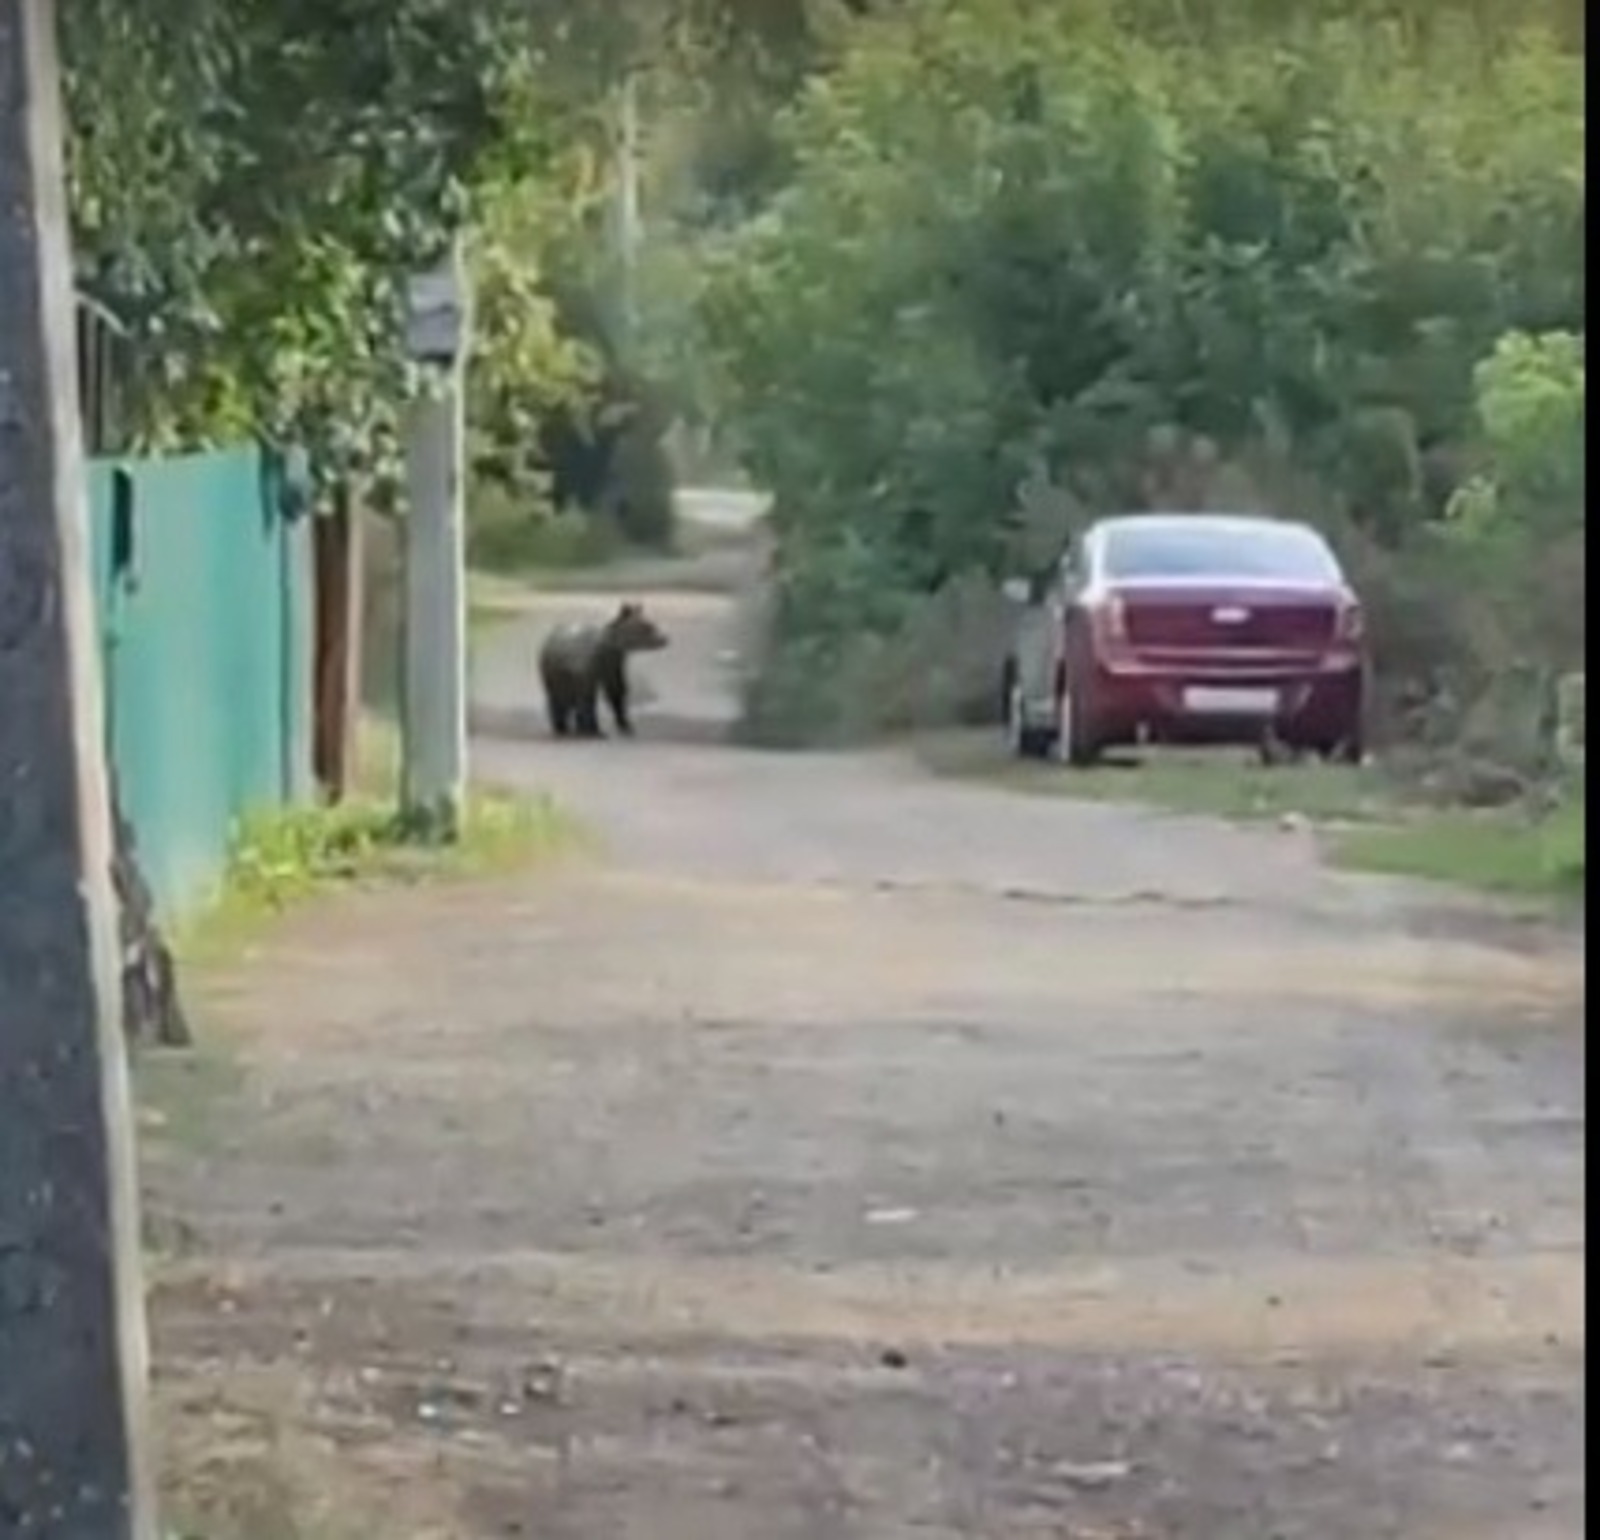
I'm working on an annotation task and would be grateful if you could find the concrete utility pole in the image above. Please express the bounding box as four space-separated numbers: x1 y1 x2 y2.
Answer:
400 240 470 838
613 68 642 342
0 3 157 1537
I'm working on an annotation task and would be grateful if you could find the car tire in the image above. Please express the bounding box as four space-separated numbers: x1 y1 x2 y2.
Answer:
1321 733 1366 766
1056 672 1103 768
1258 731 1297 767
1005 678 1053 760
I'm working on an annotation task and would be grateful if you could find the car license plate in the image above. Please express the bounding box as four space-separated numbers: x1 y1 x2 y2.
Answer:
1183 685 1278 715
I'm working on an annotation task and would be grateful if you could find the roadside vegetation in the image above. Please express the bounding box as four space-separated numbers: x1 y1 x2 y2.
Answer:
467 481 629 575
61 3 810 574
1333 798 1586 901
917 734 1398 823
72 2 1581 843
697 3 1583 762
676 0 1583 899
137 717 582 1142
71 3 1582 896
918 732 1585 902
168 711 582 973
173 787 578 969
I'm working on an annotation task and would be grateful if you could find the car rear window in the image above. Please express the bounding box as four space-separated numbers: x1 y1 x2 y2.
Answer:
1100 519 1342 584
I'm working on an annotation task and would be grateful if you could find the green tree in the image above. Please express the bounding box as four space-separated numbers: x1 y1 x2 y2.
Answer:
696 0 1585 741
60 0 639 499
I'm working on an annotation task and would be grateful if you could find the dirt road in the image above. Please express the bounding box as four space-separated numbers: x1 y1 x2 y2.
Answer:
150 575 1585 1539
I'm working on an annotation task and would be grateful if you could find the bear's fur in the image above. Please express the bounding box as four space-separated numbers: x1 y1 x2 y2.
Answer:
538 602 668 739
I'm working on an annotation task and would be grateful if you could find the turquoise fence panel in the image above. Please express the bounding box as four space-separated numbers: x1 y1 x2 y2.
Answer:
88 444 312 917
87 459 114 624
264 453 316 806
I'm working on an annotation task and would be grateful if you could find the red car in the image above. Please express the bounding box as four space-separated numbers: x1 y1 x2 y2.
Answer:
1001 513 1369 766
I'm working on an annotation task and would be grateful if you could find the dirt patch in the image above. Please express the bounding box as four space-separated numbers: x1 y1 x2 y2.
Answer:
155 1361 462 1540
147 574 1585 1538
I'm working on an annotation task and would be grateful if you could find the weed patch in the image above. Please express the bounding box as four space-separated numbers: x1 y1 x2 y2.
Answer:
468 482 626 573
173 792 578 966
918 729 1585 903
1330 791 1586 901
916 732 1397 825
136 777 582 1143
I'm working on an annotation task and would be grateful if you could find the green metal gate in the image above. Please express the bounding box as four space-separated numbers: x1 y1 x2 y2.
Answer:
87 444 312 917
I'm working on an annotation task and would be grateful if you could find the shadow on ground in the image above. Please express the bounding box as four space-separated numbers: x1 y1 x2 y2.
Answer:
469 702 737 748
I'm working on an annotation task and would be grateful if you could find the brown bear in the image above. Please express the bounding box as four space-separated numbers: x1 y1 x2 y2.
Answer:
537 602 668 739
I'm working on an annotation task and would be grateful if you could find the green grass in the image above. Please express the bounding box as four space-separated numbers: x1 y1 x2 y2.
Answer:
916 727 1585 902
173 788 582 968
465 481 770 594
1329 790 1586 900
468 583 527 637
467 492 626 574
915 729 1397 825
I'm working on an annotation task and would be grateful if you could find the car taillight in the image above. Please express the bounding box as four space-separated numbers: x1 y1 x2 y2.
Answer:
1334 598 1365 645
1091 594 1128 648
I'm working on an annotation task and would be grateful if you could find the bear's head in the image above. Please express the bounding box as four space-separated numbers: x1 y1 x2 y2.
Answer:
607 602 669 654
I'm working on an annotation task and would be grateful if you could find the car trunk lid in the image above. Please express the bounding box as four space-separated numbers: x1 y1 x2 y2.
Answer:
1114 583 1340 652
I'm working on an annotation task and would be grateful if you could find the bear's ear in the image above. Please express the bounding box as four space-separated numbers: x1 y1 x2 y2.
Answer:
617 601 640 619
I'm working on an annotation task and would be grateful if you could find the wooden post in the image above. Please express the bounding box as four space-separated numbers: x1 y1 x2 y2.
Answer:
313 487 365 802
338 492 367 795
0 3 157 1536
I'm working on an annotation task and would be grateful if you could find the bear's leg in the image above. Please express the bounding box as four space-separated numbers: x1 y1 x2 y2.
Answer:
542 671 572 738
574 678 604 738
602 666 633 736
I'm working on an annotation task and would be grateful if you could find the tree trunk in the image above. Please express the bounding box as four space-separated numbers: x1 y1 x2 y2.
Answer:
109 775 191 1048
313 487 364 802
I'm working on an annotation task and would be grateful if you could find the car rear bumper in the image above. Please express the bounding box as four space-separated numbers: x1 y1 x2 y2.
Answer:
1089 655 1366 747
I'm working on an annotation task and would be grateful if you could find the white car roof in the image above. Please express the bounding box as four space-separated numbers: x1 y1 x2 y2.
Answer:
1091 512 1314 536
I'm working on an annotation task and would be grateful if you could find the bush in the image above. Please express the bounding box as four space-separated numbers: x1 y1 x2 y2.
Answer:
739 564 1012 746
1555 672 1585 770
529 373 679 552
602 396 678 549
1541 785 1586 890
467 478 623 573
699 2 1584 752
176 787 579 964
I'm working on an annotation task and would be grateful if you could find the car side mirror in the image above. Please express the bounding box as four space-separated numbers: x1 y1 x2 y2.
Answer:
1000 577 1032 604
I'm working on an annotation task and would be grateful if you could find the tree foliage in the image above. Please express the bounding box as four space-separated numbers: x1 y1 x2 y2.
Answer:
1452 331 1586 532
59 0 684 510
696 0 1585 741
55 0 909 535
